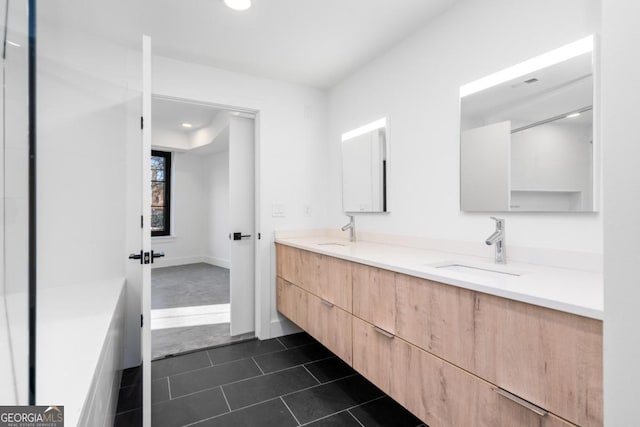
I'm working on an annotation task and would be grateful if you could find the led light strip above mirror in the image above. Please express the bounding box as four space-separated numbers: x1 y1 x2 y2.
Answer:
460 35 594 98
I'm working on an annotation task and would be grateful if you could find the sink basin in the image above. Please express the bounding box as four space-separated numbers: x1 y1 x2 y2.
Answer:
317 242 347 247
431 262 521 279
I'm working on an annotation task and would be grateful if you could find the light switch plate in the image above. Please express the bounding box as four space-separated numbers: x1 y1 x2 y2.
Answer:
272 203 285 218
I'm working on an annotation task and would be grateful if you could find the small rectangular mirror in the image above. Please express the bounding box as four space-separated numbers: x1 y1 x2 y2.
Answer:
460 36 596 212
342 118 388 213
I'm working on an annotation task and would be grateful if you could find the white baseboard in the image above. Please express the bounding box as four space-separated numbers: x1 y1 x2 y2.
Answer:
150 256 206 269
202 256 230 269
151 255 231 269
269 316 302 339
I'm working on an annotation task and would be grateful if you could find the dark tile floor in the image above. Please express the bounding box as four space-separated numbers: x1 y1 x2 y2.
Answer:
114 332 427 427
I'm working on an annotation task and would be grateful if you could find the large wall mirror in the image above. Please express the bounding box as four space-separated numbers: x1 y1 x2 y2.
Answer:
342 118 388 213
459 36 596 212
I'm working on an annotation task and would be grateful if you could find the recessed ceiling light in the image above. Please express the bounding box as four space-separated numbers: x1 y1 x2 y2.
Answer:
181 123 193 128
225 0 251 11
566 112 581 119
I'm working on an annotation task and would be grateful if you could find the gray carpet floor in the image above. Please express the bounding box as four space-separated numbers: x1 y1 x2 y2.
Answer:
152 263 230 309
151 263 253 360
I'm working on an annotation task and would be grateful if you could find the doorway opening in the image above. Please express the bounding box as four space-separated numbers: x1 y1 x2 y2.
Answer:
149 95 257 359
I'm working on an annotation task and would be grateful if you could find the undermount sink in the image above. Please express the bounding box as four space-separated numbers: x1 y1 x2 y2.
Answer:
429 262 521 279
317 242 347 247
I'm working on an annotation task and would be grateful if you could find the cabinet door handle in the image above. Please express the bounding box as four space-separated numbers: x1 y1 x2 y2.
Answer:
493 388 548 417
321 299 334 308
372 326 395 339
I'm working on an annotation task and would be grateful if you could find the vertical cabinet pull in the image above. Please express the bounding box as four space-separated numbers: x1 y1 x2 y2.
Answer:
321 299 334 308
493 388 548 417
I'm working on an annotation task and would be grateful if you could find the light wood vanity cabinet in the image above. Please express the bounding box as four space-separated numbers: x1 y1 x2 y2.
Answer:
276 244 602 427
395 273 603 426
390 335 575 427
306 291 353 364
276 244 352 312
352 263 396 334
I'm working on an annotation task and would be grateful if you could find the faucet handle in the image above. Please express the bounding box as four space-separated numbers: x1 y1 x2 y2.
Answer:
490 216 504 223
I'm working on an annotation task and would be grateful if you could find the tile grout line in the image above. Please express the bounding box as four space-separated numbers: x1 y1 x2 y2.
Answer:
301 365 321 385
153 341 319 380
219 386 232 413
346 409 366 427
280 396 302 426
279 373 359 399
180 396 286 427
171 370 361 414
297 395 385 426
251 356 265 375
205 348 214 367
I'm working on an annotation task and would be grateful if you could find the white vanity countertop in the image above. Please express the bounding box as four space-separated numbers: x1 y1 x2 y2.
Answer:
275 236 603 320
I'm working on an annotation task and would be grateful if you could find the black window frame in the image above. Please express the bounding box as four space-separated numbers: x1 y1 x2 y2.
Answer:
151 150 172 237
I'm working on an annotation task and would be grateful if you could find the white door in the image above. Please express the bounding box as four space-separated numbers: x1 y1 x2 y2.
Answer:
141 35 153 427
229 116 255 336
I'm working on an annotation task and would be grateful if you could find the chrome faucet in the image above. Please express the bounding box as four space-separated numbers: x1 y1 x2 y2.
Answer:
341 215 356 242
485 217 506 264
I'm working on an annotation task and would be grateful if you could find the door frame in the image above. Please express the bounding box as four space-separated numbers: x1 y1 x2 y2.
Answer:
148 93 264 338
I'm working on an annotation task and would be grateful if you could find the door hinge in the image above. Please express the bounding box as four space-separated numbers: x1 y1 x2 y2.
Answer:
141 116 144 130
140 314 143 327
258 233 261 240
141 215 143 228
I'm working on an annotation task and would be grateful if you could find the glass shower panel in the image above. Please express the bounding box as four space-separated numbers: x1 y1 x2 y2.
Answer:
0 0 30 405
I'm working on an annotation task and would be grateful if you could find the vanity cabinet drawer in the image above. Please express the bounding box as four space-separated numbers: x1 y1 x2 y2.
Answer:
395 273 602 426
276 243 321 294
390 338 575 427
472 292 603 426
276 244 352 312
352 316 393 393
395 274 476 368
352 263 395 333
306 291 353 365
317 254 352 312
276 278 309 330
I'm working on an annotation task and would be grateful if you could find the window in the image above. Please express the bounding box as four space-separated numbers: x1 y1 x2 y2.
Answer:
151 150 171 236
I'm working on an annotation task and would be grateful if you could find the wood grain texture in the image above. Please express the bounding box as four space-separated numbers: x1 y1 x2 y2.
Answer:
352 317 393 393
390 338 574 427
473 292 602 426
307 291 353 365
276 278 309 331
395 273 602 426
276 244 320 294
395 273 476 369
317 254 352 312
352 263 396 333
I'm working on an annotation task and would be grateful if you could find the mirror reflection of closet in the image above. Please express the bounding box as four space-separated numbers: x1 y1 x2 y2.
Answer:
341 118 388 213
460 36 596 212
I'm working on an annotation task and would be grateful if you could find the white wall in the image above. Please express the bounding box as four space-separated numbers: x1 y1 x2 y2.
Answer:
151 151 208 267
37 0 141 382
1 0 29 405
203 150 230 268
328 0 601 255
152 55 329 338
601 0 640 424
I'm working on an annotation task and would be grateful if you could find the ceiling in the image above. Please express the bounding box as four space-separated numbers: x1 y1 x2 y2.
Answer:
153 97 224 133
148 0 457 88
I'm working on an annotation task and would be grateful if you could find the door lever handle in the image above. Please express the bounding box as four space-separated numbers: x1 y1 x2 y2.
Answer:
229 232 252 241
151 250 164 264
129 250 144 265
